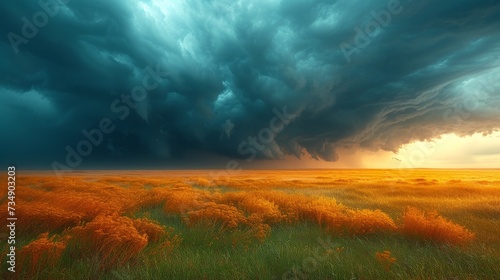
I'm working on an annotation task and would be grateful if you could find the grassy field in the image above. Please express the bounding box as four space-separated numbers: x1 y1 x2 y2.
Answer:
1 169 499 279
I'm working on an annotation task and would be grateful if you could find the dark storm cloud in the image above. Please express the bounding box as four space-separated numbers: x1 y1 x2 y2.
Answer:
1 0 500 168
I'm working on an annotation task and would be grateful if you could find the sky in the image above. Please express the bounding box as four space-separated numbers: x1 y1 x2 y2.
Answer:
1 0 499 170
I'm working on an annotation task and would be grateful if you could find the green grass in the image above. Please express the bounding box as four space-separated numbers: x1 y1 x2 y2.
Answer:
4 205 499 280
3 169 499 279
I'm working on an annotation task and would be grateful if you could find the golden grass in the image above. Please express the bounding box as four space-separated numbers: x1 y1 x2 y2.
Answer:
19 233 68 278
399 207 475 246
2 169 499 272
68 214 149 269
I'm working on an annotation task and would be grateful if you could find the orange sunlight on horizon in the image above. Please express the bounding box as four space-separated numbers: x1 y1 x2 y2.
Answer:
392 131 500 169
263 131 500 169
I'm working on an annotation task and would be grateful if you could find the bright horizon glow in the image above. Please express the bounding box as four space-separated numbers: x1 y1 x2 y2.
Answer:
392 131 500 169
252 131 500 169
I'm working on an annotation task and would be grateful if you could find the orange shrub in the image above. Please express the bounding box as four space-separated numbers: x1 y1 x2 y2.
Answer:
37 177 150 215
399 207 475 246
322 212 350 232
346 209 397 235
163 187 212 214
15 201 82 233
52 194 122 219
19 233 68 277
215 192 246 206
139 187 173 209
132 218 167 242
68 215 148 269
238 197 285 224
257 191 397 235
298 196 346 226
247 214 272 240
152 230 183 257
186 202 247 229
256 191 307 223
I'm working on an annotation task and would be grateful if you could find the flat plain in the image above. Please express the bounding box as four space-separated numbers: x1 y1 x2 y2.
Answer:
1 169 499 279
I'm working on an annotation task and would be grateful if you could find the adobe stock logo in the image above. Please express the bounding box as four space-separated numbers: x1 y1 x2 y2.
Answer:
237 107 297 162
51 63 169 177
7 0 70 54
208 106 298 181
339 0 404 63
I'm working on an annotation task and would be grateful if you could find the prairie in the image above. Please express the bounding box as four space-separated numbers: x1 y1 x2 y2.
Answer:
1 169 499 279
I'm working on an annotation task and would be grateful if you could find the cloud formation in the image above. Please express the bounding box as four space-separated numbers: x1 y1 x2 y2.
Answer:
1 0 500 168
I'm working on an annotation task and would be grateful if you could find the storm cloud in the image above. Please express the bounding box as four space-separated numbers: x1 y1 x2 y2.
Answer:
1 0 500 169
